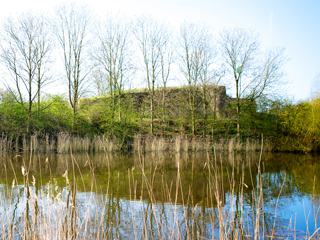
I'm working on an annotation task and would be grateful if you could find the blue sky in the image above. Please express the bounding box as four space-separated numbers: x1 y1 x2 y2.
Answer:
0 0 319 101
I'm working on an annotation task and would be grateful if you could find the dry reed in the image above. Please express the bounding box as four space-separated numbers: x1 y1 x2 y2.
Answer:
0 132 275 154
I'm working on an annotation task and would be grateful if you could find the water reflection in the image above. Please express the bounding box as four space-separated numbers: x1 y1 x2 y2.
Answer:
0 152 319 239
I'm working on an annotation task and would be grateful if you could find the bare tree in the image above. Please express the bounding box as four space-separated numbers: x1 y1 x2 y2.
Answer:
220 28 285 136
199 61 224 138
158 25 173 135
92 69 109 96
133 16 170 134
1 13 53 133
208 71 225 137
179 22 213 136
94 14 132 121
54 4 92 128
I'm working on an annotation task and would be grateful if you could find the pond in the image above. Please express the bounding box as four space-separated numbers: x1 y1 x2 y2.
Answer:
0 151 319 239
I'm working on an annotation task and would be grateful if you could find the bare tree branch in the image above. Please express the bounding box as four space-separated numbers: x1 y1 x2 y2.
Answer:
93 13 133 121
133 15 170 134
1 13 53 133
220 28 285 136
54 3 92 128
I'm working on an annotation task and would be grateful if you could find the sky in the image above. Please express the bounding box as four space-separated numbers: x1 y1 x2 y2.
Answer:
0 0 319 101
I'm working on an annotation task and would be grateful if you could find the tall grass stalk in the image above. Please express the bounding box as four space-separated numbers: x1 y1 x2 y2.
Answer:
175 135 181 152
0 134 13 153
57 132 70 153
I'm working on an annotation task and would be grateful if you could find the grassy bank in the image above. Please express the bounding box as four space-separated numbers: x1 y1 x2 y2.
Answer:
1 89 320 153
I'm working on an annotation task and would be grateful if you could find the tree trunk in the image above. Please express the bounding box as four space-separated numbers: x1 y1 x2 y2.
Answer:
161 87 166 136
37 66 41 115
188 87 196 136
27 113 31 134
151 93 154 134
118 93 121 121
212 94 217 138
203 103 207 139
202 87 207 139
28 77 32 134
37 91 40 115
72 107 76 132
192 94 195 136
236 79 240 138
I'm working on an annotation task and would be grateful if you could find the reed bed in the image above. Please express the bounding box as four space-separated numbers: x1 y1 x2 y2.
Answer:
92 135 117 152
0 132 272 153
133 134 266 153
212 137 268 153
0 134 13 153
45 133 56 152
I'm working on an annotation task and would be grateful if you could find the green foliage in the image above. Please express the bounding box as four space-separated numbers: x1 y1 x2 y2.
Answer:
269 99 320 152
34 94 73 134
0 91 28 136
1 86 320 152
101 120 139 147
78 95 140 148
0 93 74 136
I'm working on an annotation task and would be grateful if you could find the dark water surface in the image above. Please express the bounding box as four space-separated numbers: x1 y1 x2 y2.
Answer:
0 151 319 239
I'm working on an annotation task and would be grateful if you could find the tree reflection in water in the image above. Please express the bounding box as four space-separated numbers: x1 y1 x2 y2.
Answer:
0 152 319 239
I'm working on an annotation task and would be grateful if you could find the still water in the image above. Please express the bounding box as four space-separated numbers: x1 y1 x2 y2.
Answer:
0 151 319 239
